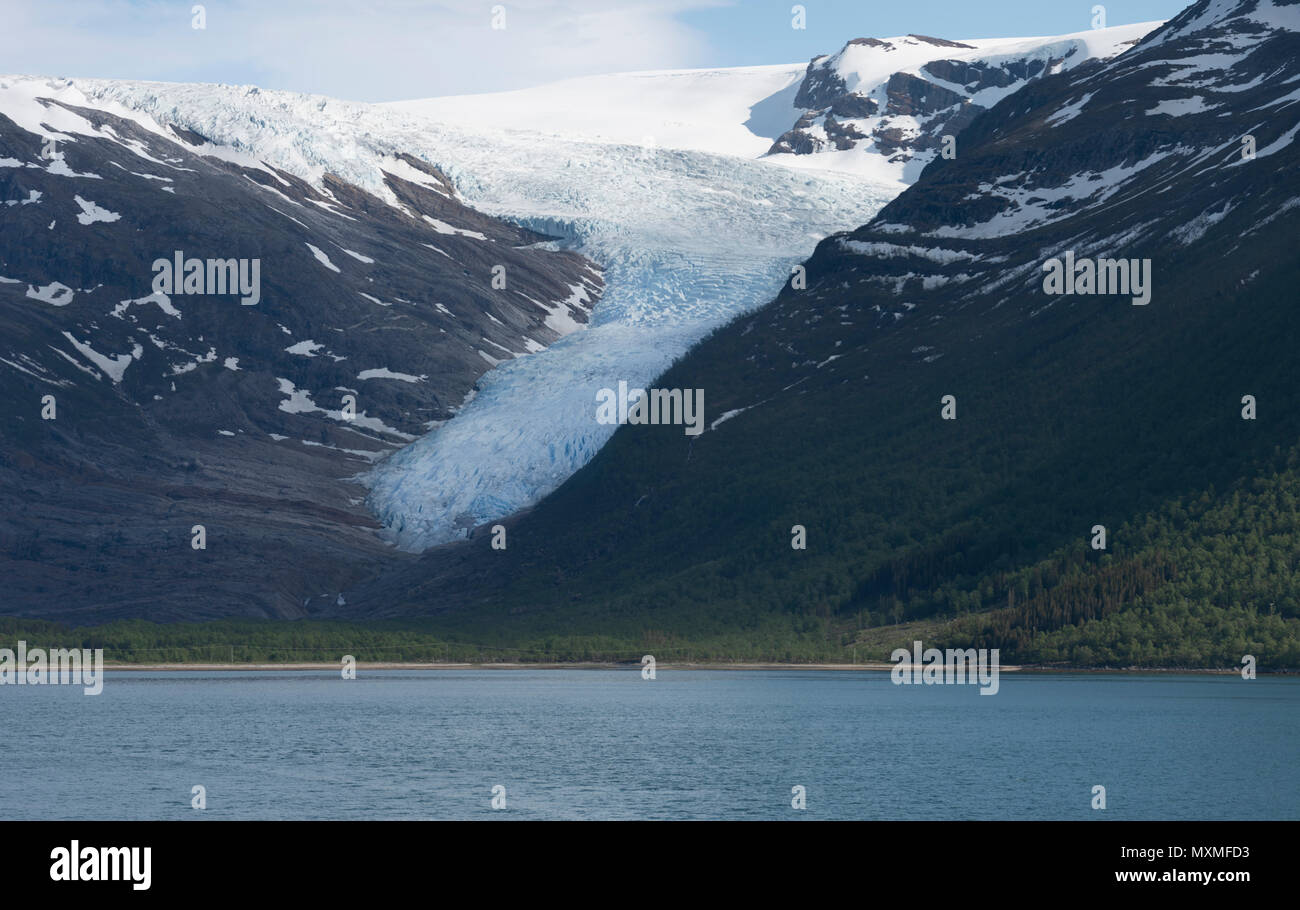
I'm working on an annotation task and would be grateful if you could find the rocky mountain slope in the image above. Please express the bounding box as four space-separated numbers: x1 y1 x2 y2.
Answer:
0 78 600 619
765 23 1160 182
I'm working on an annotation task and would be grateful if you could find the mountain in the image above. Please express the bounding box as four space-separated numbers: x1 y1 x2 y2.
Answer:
0 25 1173 607
333 0 1300 668
0 77 600 620
0 69 885 619
358 28 1164 551
765 23 1160 182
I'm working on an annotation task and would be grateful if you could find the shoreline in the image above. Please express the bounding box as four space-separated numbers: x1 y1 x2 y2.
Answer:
100 661 972 672
96 661 1276 674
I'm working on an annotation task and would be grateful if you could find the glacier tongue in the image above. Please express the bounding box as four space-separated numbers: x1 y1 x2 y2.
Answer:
365 129 896 550
73 77 897 551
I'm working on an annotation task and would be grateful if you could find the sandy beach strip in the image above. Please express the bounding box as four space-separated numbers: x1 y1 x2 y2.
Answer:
100 661 1022 672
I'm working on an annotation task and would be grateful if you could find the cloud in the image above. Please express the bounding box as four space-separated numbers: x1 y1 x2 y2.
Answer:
0 0 728 101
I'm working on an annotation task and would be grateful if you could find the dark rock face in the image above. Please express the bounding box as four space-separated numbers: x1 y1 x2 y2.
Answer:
924 58 1049 92
825 117 867 150
767 33 1088 171
0 83 602 620
906 35 976 49
882 72 967 117
767 129 818 156
829 93 879 119
793 57 849 112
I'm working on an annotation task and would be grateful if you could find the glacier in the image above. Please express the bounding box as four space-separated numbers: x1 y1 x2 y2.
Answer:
65 25 1153 551
359 120 898 550
67 73 895 550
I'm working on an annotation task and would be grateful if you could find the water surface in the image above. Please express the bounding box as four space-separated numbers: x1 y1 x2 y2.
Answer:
2 670 1294 819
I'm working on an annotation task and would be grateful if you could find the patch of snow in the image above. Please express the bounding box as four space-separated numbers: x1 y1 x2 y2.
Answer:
305 243 340 272
1146 96 1215 116
710 406 753 431
358 367 425 382
113 290 180 319
1047 92 1095 125
25 281 75 306
62 332 139 383
73 195 120 224
4 189 42 206
275 377 415 440
338 247 375 263
422 216 487 239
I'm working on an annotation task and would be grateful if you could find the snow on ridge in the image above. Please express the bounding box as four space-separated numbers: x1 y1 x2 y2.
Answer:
5 189 42 206
823 23 1160 94
763 21 1163 184
1172 200 1235 245
1142 0 1298 50
70 79 435 207
0 77 200 179
379 155 451 195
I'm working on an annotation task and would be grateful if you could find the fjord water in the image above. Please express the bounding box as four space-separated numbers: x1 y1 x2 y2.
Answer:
3 670 1295 820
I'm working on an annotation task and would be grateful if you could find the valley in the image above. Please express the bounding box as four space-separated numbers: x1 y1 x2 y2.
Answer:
1 1 1296 672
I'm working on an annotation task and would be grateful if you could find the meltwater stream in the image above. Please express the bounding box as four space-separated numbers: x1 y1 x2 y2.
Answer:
4 671 1296 820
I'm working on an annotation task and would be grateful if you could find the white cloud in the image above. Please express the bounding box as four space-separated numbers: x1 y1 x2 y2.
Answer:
0 0 726 101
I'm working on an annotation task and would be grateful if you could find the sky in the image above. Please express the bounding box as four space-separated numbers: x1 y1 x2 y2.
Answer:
0 0 1190 102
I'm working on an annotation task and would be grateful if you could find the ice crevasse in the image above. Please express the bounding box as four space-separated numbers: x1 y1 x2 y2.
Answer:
361 118 897 550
